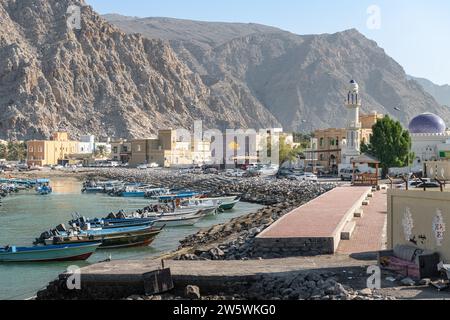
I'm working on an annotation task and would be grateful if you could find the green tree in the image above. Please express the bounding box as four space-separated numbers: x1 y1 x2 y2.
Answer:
362 116 414 177
6 142 27 161
278 136 302 165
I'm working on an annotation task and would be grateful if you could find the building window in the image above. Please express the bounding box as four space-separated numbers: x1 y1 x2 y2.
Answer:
319 138 324 147
113 147 118 154
137 145 141 152
29 146 34 152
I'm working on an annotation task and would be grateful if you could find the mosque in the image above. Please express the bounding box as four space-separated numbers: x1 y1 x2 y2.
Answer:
408 113 450 167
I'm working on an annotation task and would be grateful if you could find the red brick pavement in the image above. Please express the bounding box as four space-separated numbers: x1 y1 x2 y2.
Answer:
337 190 387 254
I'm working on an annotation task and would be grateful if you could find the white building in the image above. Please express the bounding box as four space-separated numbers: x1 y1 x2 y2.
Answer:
78 135 95 154
409 113 450 167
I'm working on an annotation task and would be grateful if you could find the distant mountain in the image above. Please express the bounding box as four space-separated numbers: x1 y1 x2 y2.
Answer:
0 1 448 141
407 76 450 107
104 15 450 132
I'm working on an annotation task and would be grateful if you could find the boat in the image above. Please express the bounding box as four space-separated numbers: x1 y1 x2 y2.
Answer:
48 227 164 249
69 216 156 229
153 214 203 228
218 198 240 211
181 196 240 212
0 242 101 263
36 185 52 195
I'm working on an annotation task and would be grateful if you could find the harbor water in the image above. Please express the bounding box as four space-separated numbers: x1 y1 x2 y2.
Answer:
0 177 262 300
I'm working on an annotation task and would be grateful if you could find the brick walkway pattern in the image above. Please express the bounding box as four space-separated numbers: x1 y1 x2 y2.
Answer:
337 190 388 254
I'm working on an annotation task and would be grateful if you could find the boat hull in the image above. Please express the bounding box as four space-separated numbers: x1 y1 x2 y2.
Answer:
49 228 163 249
153 215 202 227
0 243 100 263
219 199 240 211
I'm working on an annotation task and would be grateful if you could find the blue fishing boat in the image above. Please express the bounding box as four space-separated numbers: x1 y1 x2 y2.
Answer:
0 242 101 263
36 185 53 195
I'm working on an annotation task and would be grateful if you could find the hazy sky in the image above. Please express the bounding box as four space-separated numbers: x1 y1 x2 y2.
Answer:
86 0 450 85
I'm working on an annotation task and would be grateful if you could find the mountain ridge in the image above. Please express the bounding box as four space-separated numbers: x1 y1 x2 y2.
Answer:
104 14 450 131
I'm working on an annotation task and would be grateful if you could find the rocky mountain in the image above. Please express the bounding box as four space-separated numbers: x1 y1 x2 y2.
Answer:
0 0 278 140
408 75 450 107
1 1 448 141
105 15 450 132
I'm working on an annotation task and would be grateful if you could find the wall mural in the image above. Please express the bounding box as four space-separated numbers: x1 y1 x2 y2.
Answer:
402 207 414 242
433 209 446 247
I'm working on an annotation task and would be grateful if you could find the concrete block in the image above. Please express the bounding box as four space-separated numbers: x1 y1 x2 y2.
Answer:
354 208 364 218
341 221 356 240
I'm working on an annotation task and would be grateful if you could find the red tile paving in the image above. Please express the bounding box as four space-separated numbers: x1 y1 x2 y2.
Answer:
337 190 387 254
258 187 371 238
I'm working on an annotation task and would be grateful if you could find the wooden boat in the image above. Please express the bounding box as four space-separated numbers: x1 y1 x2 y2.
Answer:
0 242 101 263
48 227 164 249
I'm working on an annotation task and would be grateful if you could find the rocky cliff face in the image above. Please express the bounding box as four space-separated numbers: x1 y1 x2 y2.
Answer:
106 16 450 132
1 2 448 140
0 0 278 140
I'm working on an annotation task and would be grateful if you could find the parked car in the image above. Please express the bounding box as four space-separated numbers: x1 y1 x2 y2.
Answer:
339 168 360 181
288 172 318 182
226 169 246 177
149 162 159 168
137 164 148 170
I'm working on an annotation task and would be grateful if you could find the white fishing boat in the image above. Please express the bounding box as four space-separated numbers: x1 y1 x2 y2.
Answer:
153 213 203 227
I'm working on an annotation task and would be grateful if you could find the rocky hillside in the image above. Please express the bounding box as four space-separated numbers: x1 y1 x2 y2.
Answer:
1 2 448 140
105 15 450 132
0 0 278 140
408 76 450 107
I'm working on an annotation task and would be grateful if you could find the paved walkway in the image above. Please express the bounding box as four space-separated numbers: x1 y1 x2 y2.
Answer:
337 190 388 254
78 254 370 281
258 187 371 238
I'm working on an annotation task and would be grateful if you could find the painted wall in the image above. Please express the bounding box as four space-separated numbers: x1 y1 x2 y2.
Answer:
388 189 450 262
425 161 450 180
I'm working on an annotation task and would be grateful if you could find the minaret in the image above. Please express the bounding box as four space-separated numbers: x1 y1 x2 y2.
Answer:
342 80 362 162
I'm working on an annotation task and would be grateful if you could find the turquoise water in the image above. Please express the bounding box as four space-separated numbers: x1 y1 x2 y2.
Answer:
0 178 261 300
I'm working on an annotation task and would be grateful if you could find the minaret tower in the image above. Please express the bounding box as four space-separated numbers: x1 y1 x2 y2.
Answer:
342 80 362 162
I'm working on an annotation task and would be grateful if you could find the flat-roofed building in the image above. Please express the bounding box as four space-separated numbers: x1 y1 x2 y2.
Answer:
27 132 79 166
129 130 211 168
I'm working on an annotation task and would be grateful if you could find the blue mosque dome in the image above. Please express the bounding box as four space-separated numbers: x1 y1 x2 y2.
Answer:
408 113 447 134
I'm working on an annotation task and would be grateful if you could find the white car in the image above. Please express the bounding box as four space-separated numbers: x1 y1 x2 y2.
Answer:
289 173 318 182
137 164 148 170
226 169 246 177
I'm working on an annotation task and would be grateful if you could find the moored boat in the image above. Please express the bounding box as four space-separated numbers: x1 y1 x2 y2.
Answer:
48 227 164 249
0 242 101 263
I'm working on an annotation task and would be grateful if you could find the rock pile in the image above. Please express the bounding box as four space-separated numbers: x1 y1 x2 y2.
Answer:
125 271 395 301
244 272 395 300
87 168 337 206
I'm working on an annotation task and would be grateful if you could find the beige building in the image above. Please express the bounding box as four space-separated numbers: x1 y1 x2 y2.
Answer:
129 130 211 168
308 112 383 172
111 140 132 164
27 132 79 166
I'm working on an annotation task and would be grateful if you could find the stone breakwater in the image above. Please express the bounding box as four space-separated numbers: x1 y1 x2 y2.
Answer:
87 168 336 205
125 270 394 301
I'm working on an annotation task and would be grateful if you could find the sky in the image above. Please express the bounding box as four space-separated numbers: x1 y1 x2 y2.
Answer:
86 0 450 85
